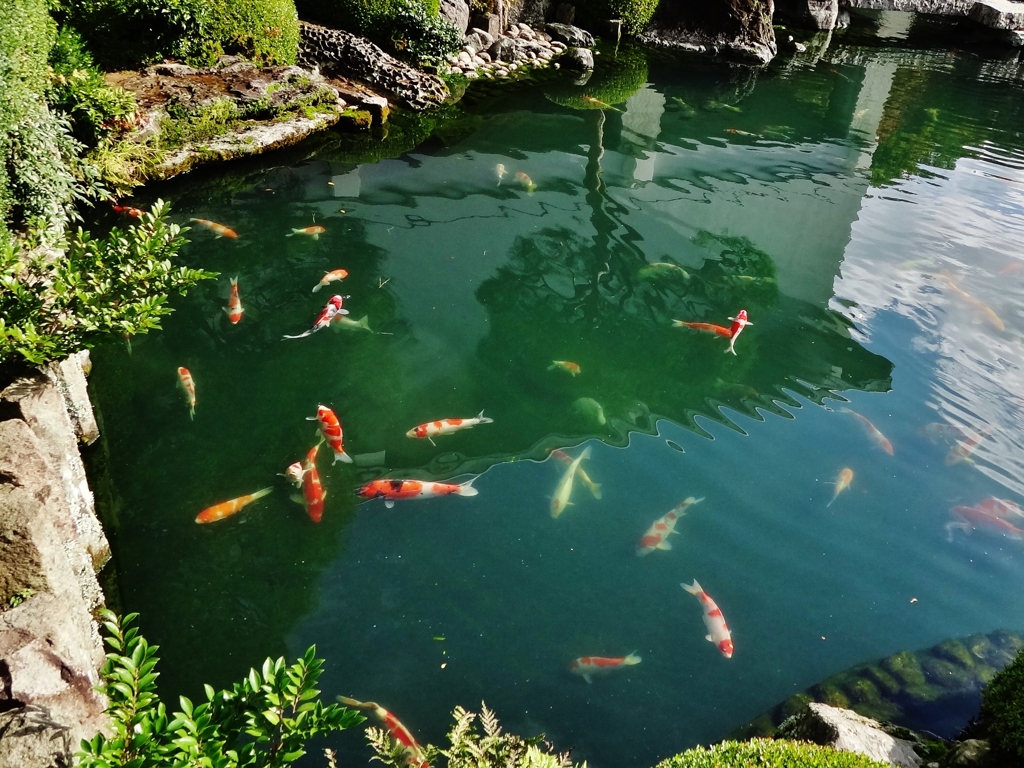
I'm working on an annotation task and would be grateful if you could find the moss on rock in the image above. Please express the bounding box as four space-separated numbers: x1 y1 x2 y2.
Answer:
654 738 891 768
980 647 1024 761
544 42 648 111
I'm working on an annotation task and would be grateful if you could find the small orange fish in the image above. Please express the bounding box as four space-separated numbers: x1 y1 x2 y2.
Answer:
224 277 243 324
841 407 894 455
406 410 493 445
827 468 854 508
582 95 620 111
569 653 641 683
356 478 478 509
177 366 196 419
948 504 1024 540
937 272 1004 331
195 487 272 524
514 171 536 192
548 360 580 376
312 269 349 293
673 320 731 337
112 203 144 218
289 225 326 240
999 261 1022 275
189 218 238 239
946 429 989 465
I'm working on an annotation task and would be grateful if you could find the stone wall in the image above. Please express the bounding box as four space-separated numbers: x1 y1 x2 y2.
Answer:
0 352 110 768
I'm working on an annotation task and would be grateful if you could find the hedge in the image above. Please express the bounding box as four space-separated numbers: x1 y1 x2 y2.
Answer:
655 739 892 768
981 647 1024 762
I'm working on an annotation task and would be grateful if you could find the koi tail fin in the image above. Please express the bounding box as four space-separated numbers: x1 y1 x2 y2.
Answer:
681 580 703 596
251 487 274 502
189 405 195 421
338 697 375 711
457 478 479 497
547 363 557 371
725 344 737 355
671 320 687 327
623 653 642 666
476 410 494 424
312 282 323 292
827 493 838 508
333 450 354 465
230 276 238 287
579 445 592 462
286 230 297 237
585 481 602 500
356 316 371 331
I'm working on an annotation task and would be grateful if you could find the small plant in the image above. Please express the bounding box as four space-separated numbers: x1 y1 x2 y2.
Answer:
76 610 365 768
980 647 1024 762
654 739 891 767
5 588 36 610
388 0 462 67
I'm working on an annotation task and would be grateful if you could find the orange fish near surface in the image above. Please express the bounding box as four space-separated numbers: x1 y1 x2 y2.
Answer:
948 504 1024 540
301 444 326 523
112 202 144 218
514 171 536 192
177 366 196 419
356 478 478 509
569 653 641 683
946 429 989 465
308 404 353 464
548 360 581 376
195 487 272 524
338 697 428 768
682 580 734 658
672 320 731 337
288 225 326 240
406 410 493 445
312 269 349 293
827 468 854 508
224 277 244 324
975 496 1024 519
841 407 894 455
189 217 238 239
636 497 703 556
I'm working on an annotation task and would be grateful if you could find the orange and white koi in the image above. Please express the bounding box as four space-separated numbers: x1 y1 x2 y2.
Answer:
937 271 1004 331
515 171 536 192
673 320 731 337
975 496 1024 519
177 366 196 419
356 478 478 509
582 95 621 112
111 202 144 218
946 429 989 465
338 698 428 768
406 410 493 445
308 404 352 464
282 295 349 339
301 444 326 523
189 217 238 238
827 467 854 508
947 504 1024 541
312 268 349 292
195 487 272 524
279 461 304 487
726 309 752 355
551 449 601 499
568 653 641 683
548 360 581 376
636 497 703 556
682 580 733 658
551 446 590 518
841 407 893 455
288 224 326 240
224 277 244 324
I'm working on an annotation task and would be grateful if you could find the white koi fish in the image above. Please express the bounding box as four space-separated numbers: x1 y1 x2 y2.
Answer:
636 497 703 556
551 446 590 519
726 309 752 355
682 579 733 658
282 295 349 340
406 410 494 445
551 449 601 500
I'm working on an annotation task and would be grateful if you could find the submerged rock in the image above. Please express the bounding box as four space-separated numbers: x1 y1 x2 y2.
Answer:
545 22 596 47
778 703 922 767
561 47 595 71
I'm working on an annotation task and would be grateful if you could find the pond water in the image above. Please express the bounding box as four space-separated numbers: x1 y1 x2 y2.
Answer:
87 11 1024 767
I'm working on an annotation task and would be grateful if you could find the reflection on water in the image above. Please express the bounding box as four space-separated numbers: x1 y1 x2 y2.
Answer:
87 13 1024 768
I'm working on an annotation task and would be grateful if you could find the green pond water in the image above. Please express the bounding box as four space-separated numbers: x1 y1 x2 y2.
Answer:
87 11 1024 767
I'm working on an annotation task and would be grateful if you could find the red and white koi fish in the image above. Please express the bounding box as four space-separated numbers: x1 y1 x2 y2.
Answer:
975 496 1024 519
548 360 581 376
827 468 854 508
672 320 731 337
224 277 244 324
308 405 352 464
282 295 350 340
406 410 493 445
189 217 238 238
569 653 641 683
551 449 601 499
301 444 326 523
636 497 703 556
111 202 144 218
279 461 304 487
177 366 196 419
682 580 733 658
312 268 348 292
946 429 989 465
947 504 1024 541
726 309 752 355
356 478 478 509
514 171 536 192
551 446 590 518
288 224 326 240
338 698 428 768
841 407 893 455
195 487 272 524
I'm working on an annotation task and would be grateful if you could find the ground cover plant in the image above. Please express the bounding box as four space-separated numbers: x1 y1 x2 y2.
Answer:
980 646 1024 764
653 739 892 767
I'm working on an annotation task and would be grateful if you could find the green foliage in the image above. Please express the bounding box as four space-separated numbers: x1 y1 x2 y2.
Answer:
5 588 35 609
389 0 462 67
544 43 648 111
76 610 364 768
0 200 215 365
654 739 892 768
607 0 659 36
981 647 1024 761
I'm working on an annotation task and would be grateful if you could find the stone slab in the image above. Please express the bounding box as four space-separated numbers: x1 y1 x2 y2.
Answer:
778 703 922 767
970 0 1024 28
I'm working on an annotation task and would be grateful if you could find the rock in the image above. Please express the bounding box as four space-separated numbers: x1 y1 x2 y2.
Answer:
478 51 492 62
491 37 518 61
794 40 808 51
507 0 550 26
469 13 502 39
149 62 197 77
778 703 922 768
545 22 596 46
439 0 471 33
52 353 98 446
560 46 595 71
776 0 839 30
970 0 1024 30
0 705 72 768
507 25 520 37
638 0 777 64
555 2 575 23
942 739 995 768
464 30 491 55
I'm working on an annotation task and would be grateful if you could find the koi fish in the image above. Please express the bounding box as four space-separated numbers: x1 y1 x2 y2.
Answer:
279 461 304 487
112 203 144 218
496 163 507 182
288 225 326 240
948 504 1024 540
569 653 641 683
195 487 272 524
975 496 1024 519
301 444 326 523
727 128 757 137
921 422 964 444
705 100 741 113
189 218 238 238
548 360 581 376
827 468 854 507
337 698 428 768
551 449 601 499
224 277 243 324
582 95 621 112
282 295 349 340
356 478 478 509
672 320 731 337
726 309 752 355
572 397 606 426
515 171 536 192
177 366 196 419
999 261 1022 275
841 407 894 455
682 580 733 658
308 405 352 464
312 269 348 292
551 446 590 518
946 429 989 465
937 272 1004 331
671 97 696 118
331 315 372 332
640 262 690 280
636 497 703 556
406 410 494 445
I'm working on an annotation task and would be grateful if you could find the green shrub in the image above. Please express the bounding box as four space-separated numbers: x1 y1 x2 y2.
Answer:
654 739 892 768
76 610 364 768
544 43 648 111
981 647 1024 761
390 0 462 66
606 0 659 35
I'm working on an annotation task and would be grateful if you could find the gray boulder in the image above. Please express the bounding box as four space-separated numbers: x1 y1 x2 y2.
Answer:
440 0 471 33
469 13 502 38
545 22 595 46
464 30 493 55
942 739 996 768
560 46 594 71
0 706 72 768
491 37 519 62
778 703 921 768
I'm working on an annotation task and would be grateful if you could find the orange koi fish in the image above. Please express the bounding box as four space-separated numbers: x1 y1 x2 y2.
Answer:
636 497 703 556
301 444 326 523
312 268 349 292
551 449 601 499
356 478 478 509
279 461 304 487
975 496 1024 519
827 468 854 507
582 95 621 112
569 653 641 683
726 309 752 355
288 224 326 240
726 128 757 137
548 360 581 376
673 320 731 337
514 171 536 192
937 272 1004 331
841 407 893 455
112 202 144 218
406 410 493 445
282 295 349 340
999 261 1022 275
195 487 272 524
946 429 989 465
948 504 1024 540
338 698 428 768
682 580 733 658
177 366 196 419
308 404 352 464
189 217 238 239
224 277 244 324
